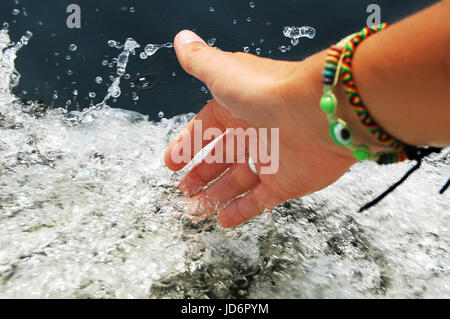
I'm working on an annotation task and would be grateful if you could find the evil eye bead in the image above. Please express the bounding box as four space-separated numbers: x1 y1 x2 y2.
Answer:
330 121 353 146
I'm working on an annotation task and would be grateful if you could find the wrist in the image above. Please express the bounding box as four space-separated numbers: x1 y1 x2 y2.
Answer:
295 50 389 161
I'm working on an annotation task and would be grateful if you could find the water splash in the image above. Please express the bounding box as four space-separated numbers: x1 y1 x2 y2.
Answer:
0 28 449 299
141 42 174 58
283 26 316 46
100 38 140 104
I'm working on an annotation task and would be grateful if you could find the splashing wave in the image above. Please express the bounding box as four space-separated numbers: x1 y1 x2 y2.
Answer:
0 29 449 298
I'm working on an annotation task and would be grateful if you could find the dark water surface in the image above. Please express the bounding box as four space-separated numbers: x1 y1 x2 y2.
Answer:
1 0 438 120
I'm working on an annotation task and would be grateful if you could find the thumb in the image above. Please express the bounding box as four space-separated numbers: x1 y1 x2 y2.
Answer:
174 30 242 92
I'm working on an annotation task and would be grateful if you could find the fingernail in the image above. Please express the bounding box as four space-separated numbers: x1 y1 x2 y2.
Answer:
176 30 206 47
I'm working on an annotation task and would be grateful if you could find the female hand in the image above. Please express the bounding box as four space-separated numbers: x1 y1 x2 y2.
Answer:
164 30 359 228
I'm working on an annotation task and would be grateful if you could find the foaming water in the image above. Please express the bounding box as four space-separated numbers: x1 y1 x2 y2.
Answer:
0 29 449 298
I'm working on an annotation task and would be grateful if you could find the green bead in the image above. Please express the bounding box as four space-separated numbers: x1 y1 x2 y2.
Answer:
353 145 372 161
325 63 337 71
320 95 336 114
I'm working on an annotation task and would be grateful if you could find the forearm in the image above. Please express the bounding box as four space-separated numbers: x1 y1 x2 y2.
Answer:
351 0 450 147
301 0 450 154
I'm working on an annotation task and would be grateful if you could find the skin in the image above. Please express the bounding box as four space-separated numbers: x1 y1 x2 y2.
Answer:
164 0 450 228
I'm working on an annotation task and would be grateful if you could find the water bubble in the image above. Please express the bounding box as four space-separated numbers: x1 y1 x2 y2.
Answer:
65 55 71 61
291 38 299 46
101 59 108 66
108 63 114 68
250 2 256 8
68 44 77 51
243 46 250 53
232 19 237 25
158 111 164 118
256 48 262 56
171 72 176 77
108 40 117 47
36 20 43 26
2 22 9 30
132 95 139 101
95 76 103 84
207 38 216 46
140 52 148 59
124 74 131 80
209 7 215 12
259 38 264 43
21 90 27 95
88 92 96 98
129 7 135 13
279 46 288 53
247 17 252 22
52 92 58 99
12 9 20 16
72 89 78 96
66 69 73 76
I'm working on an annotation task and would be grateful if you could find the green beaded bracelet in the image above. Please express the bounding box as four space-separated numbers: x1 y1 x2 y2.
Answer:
320 35 385 162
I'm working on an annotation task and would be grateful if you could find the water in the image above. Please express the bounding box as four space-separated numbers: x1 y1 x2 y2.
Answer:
0 0 439 120
1 0 449 299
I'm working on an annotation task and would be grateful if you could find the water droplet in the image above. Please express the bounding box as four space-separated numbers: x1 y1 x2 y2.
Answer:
209 7 215 12
72 89 78 96
283 26 316 46
68 44 77 51
95 76 103 84
65 55 71 61
108 40 117 47
12 9 20 16
256 48 262 55
158 111 164 118
124 74 131 80
132 95 139 101
279 46 288 53
171 72 176 77
89 92 96 98
66 69 73 76
250 2 256 8
207 38 216 46
101 59 108 66
129 7 135 13
247 17 252 22
140 52 148 59
144 44 159 57
232 19 237 25
243 46 250 53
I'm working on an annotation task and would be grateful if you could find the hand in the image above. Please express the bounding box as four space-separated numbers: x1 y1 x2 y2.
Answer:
164 30 358 228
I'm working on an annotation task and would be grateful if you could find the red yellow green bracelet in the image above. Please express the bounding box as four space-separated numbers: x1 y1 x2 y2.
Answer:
320 24 408 164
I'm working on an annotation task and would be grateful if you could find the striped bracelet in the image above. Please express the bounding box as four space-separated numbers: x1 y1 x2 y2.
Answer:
320 24 408 164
